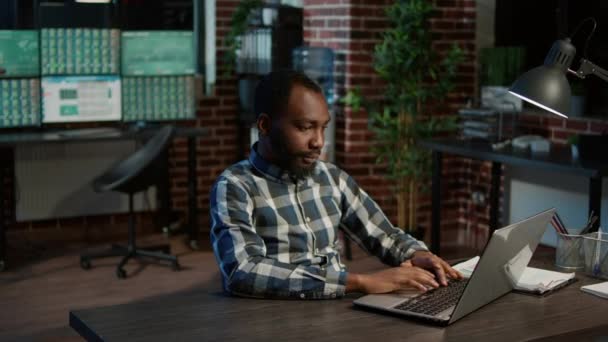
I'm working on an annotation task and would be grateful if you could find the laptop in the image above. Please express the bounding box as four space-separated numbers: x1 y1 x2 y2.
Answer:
353 208 555 326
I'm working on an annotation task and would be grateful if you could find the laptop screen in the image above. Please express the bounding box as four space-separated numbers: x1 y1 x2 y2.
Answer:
449 208 554 323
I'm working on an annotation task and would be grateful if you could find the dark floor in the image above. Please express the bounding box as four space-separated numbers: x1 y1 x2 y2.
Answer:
0 232 477 341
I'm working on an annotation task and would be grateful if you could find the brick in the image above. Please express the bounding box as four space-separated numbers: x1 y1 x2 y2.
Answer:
565 119 589 131
589 121 608 133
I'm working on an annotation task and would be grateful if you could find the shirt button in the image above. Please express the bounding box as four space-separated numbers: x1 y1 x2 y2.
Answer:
300 293 306 299
306 217 311 222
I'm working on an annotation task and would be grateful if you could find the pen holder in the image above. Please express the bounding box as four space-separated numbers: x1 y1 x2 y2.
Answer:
582 232 608 279
555 232 585 271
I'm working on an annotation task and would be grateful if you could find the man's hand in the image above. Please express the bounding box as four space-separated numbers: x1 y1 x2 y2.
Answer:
405 251 463 286
347 263 440 294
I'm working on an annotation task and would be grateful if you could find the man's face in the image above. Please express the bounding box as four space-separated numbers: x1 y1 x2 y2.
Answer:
268 85 330 178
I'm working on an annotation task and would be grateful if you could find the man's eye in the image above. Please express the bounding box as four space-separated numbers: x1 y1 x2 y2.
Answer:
299 126 312 131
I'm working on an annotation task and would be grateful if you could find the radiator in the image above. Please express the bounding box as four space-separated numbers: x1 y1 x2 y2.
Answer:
15 141 156 221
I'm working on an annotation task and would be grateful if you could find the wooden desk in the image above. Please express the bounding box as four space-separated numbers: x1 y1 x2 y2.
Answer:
419 138 608 255
0 126 208 271
69 249 608 341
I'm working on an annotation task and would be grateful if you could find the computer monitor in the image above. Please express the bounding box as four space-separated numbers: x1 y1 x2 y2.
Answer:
41 75 121 123
121 30 196 123
40 28 120 75
121 30 196 76
0 78 41 128
0 30 41 128
0 30 40 77
122 75 195 122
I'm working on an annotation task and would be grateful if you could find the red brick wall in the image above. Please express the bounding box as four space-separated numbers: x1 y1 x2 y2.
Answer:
303 0 477 247
518 113 608 142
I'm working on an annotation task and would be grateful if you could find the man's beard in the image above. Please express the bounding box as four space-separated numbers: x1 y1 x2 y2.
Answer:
269 129 318 179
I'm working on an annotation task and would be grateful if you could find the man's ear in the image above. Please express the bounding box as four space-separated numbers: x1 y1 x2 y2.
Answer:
257 113 272 136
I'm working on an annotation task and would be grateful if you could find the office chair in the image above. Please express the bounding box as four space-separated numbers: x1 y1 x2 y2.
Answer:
80 125 180 279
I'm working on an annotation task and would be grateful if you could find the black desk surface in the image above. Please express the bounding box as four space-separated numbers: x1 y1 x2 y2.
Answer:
420 138 608 178
0 126 208 146
69 249 608 342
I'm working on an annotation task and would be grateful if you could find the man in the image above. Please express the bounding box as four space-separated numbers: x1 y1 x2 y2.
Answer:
210 70 461 299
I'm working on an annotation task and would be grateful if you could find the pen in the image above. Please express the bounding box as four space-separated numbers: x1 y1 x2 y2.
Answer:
581 215 598 235
554 212 568 234
593 228 603 277
598 230 608 276
551 214 569 237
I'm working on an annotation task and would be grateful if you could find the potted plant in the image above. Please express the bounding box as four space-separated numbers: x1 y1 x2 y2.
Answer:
222 0 264 76
343 0 463 238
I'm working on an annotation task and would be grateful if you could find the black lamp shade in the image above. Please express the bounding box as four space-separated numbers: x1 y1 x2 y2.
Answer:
509 39 577 119
509 65 571 118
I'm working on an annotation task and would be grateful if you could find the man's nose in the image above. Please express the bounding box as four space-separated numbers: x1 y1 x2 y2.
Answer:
310 128 324 149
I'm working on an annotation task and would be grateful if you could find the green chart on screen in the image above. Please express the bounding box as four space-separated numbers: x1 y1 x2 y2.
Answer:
121 31 195 76
0 30 40 77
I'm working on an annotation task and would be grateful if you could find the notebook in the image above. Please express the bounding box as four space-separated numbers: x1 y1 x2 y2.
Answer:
581 281 608 299
353 208 555 326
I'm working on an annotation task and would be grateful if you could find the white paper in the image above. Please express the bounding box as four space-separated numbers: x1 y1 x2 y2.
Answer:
581 281 608 299
453 256 575 293
514 267 574 292
452 256 479 278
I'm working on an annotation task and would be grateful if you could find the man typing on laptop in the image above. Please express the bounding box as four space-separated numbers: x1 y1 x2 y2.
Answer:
210 70 462 300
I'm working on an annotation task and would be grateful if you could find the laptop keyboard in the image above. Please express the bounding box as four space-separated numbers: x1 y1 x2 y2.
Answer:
394 279 468 316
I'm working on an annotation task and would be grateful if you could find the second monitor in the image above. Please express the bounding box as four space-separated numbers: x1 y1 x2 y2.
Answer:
41 75 122 123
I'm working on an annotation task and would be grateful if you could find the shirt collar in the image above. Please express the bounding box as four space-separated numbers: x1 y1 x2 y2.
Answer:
249 143 318 185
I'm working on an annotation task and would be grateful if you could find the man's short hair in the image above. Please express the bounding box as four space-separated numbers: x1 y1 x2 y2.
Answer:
254 69 324 120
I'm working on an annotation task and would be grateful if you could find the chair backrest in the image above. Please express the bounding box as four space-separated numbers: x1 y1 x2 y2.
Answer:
93 125 175 194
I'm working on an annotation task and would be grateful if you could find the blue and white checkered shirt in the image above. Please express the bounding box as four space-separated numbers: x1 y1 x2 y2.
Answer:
210 144 428 299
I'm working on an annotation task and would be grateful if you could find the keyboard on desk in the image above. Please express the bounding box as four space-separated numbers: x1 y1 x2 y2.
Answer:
394 279 468 316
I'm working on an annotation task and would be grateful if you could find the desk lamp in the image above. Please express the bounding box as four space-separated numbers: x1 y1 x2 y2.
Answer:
509 18 608 119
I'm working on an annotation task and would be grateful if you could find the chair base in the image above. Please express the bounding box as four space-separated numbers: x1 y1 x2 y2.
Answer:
80 244 180 279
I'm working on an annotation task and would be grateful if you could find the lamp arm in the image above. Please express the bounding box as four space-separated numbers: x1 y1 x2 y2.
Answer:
572 59 608 82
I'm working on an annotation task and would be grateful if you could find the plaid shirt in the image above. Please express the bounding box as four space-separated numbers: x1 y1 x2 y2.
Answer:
210 144 428 300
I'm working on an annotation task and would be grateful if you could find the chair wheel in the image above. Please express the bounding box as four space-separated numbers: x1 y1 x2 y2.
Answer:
116 268 127 279
80 258 91 270
171 261 180 271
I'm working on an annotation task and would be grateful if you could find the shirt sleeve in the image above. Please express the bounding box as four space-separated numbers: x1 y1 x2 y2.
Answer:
337 170 429 266
210 176 347 300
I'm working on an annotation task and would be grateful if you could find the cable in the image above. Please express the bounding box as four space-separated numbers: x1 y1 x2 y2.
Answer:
568 17 597 58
